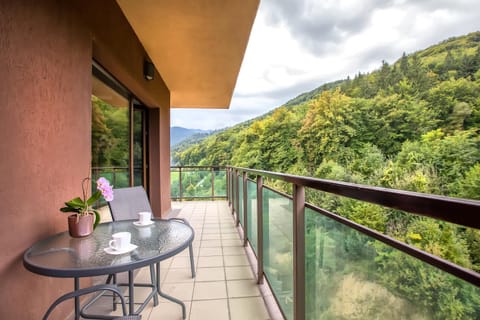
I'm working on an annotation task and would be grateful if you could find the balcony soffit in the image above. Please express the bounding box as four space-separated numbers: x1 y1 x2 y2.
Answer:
116 0 259 109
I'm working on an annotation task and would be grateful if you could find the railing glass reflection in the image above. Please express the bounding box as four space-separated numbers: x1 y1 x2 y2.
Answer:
263 187 294 319
246 180 258 253
305 207 480 319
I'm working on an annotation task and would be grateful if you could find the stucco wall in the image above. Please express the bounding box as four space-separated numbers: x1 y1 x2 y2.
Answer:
0 0 171 318
0 1 91 318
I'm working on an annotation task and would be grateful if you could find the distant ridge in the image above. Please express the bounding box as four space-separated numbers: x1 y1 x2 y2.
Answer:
171 126 211 146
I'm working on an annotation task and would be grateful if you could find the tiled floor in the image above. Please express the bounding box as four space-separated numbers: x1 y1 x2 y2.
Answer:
88 200 271 320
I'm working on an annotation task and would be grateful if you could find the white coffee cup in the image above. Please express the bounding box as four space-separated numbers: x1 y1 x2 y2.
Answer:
138 211 152 225
109 232 131 251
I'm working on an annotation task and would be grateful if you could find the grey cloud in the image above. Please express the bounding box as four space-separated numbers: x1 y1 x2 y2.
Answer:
262 0 396 54
260 0 479 56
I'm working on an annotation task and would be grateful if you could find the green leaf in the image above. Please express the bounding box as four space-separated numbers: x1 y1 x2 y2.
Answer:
66 197 86 208
93 210 101 229
87 190 102 205
60 206 79 213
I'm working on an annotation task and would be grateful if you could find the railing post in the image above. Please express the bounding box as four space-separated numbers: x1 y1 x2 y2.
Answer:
226 168 230 205
231 169 235 216
235 170 240 226
179 167 183 201
211 166 215 200
113 168 117 187
256 175 264 284
243 171 248 247
293 184 305 320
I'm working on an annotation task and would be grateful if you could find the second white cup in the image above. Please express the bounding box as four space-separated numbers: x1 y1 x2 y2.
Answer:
109 232 131 251
138 211 152 225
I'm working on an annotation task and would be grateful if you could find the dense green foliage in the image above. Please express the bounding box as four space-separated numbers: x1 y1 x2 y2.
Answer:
91 96 130 188
174 32 480 318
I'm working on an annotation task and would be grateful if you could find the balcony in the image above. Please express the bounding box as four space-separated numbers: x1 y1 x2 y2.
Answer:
167 165 480 320
57 165 480 319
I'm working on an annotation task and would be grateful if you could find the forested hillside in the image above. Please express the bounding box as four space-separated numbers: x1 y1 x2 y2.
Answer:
170 126 211 146
174 31 480 200
173 32 480 319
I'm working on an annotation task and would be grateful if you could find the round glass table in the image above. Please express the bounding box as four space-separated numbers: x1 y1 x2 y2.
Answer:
23 219 195 319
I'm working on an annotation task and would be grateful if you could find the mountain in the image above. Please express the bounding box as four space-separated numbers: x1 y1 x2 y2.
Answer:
170 126 211 147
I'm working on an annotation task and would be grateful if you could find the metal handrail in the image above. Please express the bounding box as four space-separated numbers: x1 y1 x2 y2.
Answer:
230 166 480 229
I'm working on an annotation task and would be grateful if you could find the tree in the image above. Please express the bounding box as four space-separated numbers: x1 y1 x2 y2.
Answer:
297 89 355 171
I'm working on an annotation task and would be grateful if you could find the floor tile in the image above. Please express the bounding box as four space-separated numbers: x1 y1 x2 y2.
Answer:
195 267 226 282
222 239 244 246
221 233 240 239
149 301 190 320
164 268 195 283
203 228 221 234
199 247 223 257
229 297 270 320
202 233 222 240
198 256 224 268
193 281 228 300
227 279 261 298
200 240 222 248
160 282 194 301
170 256 192 269
225 266 255 280
224 255 250 267
222 246 246 256
190 299 229 320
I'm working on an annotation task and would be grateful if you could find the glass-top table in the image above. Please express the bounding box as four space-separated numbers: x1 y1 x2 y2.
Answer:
23 219 195 319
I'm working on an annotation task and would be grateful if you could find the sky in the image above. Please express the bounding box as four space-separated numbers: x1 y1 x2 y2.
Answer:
171 0 480 131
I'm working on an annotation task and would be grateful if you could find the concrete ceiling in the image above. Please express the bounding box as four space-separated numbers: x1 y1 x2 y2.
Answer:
116 0 259 109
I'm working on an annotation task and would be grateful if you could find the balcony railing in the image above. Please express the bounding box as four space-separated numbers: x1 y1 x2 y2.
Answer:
172 166 480 320
170 166 227 201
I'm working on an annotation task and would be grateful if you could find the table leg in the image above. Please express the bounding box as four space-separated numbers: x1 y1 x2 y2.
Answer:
128 270 134 314
156 262 186 319
74 278 80 320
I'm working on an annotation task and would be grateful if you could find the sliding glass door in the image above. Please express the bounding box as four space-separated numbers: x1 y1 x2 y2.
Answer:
91 63 148 190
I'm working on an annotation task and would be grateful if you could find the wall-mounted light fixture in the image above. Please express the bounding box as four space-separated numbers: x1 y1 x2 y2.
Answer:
144 60 154 81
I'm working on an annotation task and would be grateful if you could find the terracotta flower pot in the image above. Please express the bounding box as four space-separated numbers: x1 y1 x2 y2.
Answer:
68 214 94 237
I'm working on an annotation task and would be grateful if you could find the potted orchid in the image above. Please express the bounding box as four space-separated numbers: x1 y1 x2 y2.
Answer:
60 177 114 237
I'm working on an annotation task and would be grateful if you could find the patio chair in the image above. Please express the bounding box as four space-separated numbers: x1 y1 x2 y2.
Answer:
42 284 141 320
107 186 195 278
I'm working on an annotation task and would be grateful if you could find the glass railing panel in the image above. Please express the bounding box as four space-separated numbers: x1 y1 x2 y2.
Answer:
246 180 258 253
238 175 244 227
263 187 293 319
213 169 227 197
170 169 180 198
133 167 143 187
305 207 480 320
232 173 237 218
180 170 212 198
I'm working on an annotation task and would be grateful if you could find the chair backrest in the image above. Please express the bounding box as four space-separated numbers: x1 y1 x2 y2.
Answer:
108 186 153 221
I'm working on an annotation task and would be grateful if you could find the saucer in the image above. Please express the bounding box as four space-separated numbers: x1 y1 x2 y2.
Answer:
133 220 154 227
104 243 138 255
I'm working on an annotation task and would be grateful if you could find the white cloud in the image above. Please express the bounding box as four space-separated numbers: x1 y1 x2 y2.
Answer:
171 0 480 130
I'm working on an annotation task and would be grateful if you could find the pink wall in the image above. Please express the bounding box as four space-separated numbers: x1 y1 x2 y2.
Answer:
0 1 171 318
0 1 91 318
